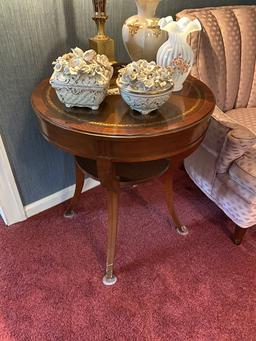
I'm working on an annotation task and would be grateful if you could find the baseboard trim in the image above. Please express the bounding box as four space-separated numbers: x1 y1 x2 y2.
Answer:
0 135 27 226
0 207 8 225
25 178 100 218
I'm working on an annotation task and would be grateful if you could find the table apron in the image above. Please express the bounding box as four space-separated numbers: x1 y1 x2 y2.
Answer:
39 116 210 162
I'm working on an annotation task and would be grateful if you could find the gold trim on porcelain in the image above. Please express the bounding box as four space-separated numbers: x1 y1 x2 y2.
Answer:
127 23 162 38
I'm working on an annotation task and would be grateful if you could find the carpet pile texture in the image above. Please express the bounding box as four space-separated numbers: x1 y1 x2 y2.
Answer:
0 169 255 340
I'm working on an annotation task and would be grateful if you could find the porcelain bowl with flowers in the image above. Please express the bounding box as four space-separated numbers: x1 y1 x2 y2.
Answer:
117 83 173 116
117 60 174 116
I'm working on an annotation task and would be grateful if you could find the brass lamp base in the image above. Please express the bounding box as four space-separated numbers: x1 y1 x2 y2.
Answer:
89 37 116 64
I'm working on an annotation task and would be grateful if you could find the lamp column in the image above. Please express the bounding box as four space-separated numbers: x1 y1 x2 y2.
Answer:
89 0 116 63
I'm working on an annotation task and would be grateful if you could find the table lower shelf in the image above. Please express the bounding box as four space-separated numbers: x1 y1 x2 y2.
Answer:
76 157 170 185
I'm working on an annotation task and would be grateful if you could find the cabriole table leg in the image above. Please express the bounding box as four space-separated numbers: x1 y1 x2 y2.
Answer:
97 158 120 286
163 159 188 236
64 160 85 218
103 188 119 286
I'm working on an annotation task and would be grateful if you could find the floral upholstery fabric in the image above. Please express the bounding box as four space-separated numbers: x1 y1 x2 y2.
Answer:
178 5 256 228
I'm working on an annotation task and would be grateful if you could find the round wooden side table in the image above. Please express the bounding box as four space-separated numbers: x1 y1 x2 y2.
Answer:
31 75 215 285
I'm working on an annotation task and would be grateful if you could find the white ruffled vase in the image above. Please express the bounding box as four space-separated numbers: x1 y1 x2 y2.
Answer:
156 17 201 92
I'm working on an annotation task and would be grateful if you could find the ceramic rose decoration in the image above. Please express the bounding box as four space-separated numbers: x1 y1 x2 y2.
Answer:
157 16 201 91
50 48 113 110
118 59 173 92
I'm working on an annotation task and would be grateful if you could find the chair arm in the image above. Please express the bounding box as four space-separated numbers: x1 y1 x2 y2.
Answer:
202 106 234 155
216 127 256 174
202 106 256 163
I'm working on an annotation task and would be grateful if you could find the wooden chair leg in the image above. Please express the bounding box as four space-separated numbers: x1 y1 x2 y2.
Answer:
64 162 85 218
233 225 248 245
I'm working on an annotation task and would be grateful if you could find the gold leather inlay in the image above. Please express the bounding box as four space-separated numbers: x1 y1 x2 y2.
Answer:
46 84 202 129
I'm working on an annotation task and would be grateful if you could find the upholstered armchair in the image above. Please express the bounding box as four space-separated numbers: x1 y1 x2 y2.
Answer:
177 6 256 244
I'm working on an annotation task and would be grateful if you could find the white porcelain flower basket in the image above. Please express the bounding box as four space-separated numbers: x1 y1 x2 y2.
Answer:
157 17 201 91
51 75 109 110
50 48 113 110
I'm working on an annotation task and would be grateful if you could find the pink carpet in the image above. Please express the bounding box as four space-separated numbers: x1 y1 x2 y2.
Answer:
0 169 255 341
